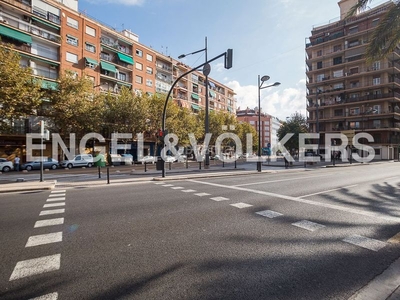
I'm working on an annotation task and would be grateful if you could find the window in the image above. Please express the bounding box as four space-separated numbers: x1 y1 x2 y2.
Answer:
66 35 78 46
317 50 322 57
375 148 381 155
350 121 360 129
66 52 78 63
135 75 143 84
333 70 343 78
348 40 359 47
85 26 96 37
372 18 379 27
135 62 143 70
349 67 359 75
334 109 343 116
333 44 342 52
372 61 380 70
85 60 96 69
316 74 324 82
66 17 78 29
146 54 153 62
372 76 381 85
348 26 358 34
333 56 342 65
350 81 359 88
118 72 126 81
146 79 153 86
85 42 96 53
373 105 381 114
373 120 381 128
249 121 255 125
136 49 143 57
146 66 153 74
350 107 360 115
333 83 344 90
317 61 322 69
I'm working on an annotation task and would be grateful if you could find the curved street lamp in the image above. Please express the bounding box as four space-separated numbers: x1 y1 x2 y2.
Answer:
257 75 281 172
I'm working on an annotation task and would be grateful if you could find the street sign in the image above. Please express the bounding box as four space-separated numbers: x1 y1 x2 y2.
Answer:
341 130 355 146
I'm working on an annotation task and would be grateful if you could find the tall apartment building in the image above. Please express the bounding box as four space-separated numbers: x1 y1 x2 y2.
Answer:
305 0 400 160
0 0 236 156
236 108 272 154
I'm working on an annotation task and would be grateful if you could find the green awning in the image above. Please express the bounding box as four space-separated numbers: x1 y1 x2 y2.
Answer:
191 104 200 110
85 57 98 65
117 52 134 65
209 90 216 98
0 24 32 44
31 17 60 30
191 93 199 100
100 61 117 73
227 107 232 112
41 80 58 90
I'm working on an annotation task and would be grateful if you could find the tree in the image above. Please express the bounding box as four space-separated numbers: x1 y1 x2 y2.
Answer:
45 70 103 138
277 112 308 154
0 43 43 133
348 0 400 60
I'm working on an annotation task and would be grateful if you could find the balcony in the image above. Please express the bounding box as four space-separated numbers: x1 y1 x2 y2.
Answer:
32 68 58 80
32 6 60 25
2 0 31 13
100 37 132 55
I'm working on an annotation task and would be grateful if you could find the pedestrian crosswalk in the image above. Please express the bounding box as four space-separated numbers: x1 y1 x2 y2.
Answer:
8 188 67 299
152 181 388 253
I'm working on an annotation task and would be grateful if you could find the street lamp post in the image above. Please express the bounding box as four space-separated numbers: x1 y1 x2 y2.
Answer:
257 75 280 172
178 37 210 168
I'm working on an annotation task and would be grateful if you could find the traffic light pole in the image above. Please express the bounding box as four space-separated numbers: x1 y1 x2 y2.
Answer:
161 50 232 178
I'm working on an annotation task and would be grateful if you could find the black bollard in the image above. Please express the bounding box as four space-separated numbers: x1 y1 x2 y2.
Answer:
144 161 147 172
107 167 110 184
98 166 101 178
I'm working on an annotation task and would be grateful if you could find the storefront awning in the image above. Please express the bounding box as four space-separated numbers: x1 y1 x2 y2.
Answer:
0 24 32 44
191 93 199 100
117 52 134 65
101 61 117 73
191 103 200 110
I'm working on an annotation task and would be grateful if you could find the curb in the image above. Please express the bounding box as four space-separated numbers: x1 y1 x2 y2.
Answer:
0 180 57 193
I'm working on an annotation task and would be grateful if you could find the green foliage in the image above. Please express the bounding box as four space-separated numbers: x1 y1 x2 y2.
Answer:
277 112 308 152
0 43 43 133
348 1 400 61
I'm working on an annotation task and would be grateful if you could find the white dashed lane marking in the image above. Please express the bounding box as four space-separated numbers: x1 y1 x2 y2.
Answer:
292 220 326 232
210 197 230 202
34 218 64 228
195 193 211 197
51 190 65 193
256 210 283 219
230 203 253 209
48 194 66 198
171 187 184 190
46 197 65 202
343 235 387 252
25 232 63 248
9 254 61 281
43 203 65 208
29 292 58 300
182 189 196 193
162 184 174 187
39 209 65 216
154 182 165 185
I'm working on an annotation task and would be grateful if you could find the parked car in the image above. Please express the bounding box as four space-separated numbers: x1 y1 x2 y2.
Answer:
0 158 13 172
22 158 59 171
120 154 133 165
60 154 93 169
137 155 156 164
110 154 122 166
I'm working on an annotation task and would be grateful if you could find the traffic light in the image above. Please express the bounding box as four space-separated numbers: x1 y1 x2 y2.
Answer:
225 49 233 69
158 129 164 143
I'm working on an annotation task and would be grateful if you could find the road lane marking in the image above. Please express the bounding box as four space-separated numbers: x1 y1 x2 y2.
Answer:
292 220 326 232
48 194 66 197
43 203 65 208
343 235 387 251
256 210 283 219
154 182 165 185
299 185 358 198
46 197 65 202
34 218 64 228
9 254 61 281
210 197 230 202
171 187 184 190
29 292 58 300
25 232 63 247
195 193 211 197
40 209 65 216
188 179 400 222
236 174 333 187
51 190 66 193
230 203 253 209
182 189 196 193
162 184 174 187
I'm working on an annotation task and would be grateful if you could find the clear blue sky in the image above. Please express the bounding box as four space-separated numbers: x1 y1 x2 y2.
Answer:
79 0 389 120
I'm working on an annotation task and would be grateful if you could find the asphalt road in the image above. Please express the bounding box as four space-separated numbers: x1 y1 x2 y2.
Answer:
0 163 400 300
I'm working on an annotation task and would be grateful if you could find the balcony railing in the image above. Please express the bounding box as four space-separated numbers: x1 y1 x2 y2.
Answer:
33 68 58 80
2 0 31 12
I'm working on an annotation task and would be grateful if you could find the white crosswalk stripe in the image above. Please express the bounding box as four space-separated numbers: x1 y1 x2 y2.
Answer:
40 209 65 216
48 194 66 197
292 220 326 232
46 197 65 202
230 203 253 209
210 197 230 202
182 189 197 193
195 193 211 197
51 190 66 193
343 235 387 252
256 210 283 219
43 202 65 208
171 187 184 190
9 254 61 281
25 232 63 247
29 292 58 300
34 218 64 228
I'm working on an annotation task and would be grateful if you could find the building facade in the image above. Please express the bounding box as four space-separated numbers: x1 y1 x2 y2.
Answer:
306 0 400 160
236 108 272 154
0 0 236 158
